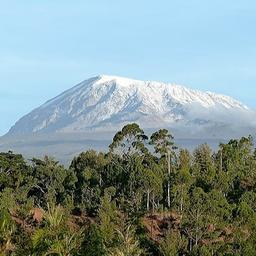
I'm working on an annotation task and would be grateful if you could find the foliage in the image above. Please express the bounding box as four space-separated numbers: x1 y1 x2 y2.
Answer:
0 124 256 255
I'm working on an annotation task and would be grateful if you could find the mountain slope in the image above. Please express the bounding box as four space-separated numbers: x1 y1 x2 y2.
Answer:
7 75 256 138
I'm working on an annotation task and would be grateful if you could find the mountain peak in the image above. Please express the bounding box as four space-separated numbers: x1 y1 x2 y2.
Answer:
96 74 146 87
7 75 254 136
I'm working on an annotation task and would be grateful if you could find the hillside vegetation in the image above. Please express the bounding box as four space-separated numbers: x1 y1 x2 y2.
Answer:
0 123 256 255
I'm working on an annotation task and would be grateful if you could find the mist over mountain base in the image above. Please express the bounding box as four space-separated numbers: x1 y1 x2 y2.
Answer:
0 129 241 166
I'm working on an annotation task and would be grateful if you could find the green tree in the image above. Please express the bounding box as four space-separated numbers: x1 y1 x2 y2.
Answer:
70 150 107 214
150 129 176 208
80 225 106 256
109 123 148 159
193 144 215 192
159 230 187 256
108 224 145 256
32 204 83 256
0 152 32 213
98 187 120 249
172 168 192 215
183 187 209 250
29 156 76 208
0 210 16 255
171 149 193 215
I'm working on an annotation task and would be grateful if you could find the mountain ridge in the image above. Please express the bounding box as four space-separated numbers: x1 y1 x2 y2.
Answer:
7 75 255 137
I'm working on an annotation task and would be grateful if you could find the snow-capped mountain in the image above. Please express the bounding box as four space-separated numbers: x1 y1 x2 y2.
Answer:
2 75 256 164
7 75 256 138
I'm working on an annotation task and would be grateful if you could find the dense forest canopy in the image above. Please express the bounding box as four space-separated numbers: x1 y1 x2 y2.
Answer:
0 123 256 255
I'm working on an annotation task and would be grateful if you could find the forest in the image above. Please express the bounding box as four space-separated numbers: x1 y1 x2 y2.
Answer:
0 123 256 256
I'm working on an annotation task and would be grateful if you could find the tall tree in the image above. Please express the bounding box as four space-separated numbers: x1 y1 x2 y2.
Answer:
29 156 76 208
150 129 176 208
109 123 148 159
193 144 215 192
70 150 108 214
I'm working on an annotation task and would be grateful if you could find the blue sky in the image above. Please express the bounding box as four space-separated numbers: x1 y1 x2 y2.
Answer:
1 0 256 135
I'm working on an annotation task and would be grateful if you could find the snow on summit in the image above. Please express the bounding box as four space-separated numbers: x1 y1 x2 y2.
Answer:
7 75 255 137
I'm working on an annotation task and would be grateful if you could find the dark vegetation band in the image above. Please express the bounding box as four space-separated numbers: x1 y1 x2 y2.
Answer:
0 123 255 255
